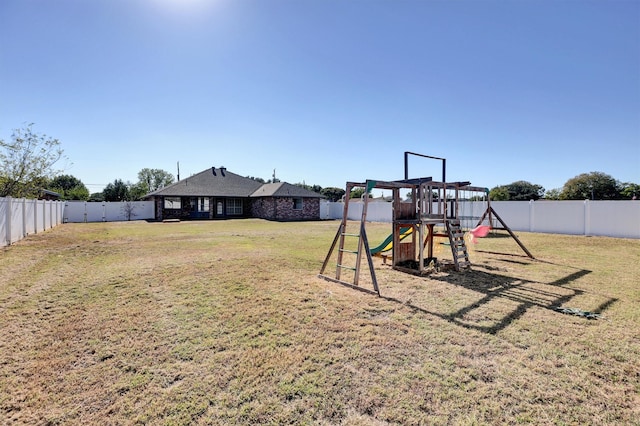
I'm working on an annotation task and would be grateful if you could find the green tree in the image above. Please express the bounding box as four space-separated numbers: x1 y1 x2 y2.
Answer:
66 185 90 200
0 124 67 198
129 181 149 201
489 181 544 201
489 186 510 201
137 168 174 193
544 188 562 200
320 187 345 202
560 172 620 200
619 182 640 200
350 188 372 199
89 192 105 202
48 174 89 200
294 183 323 194
103 179 130 201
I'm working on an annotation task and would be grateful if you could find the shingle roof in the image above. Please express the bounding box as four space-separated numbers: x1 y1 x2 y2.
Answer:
146 167 263 197
250 182 324 198
145 168 324 199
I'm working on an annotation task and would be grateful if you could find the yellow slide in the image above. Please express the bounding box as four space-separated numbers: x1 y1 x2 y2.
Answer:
370 227 413 255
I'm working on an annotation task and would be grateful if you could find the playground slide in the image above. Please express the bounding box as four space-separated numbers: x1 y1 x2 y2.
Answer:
370 227 413 255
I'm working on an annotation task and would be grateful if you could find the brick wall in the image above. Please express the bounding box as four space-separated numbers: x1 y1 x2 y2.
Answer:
154 198 163 220
251 197 320 221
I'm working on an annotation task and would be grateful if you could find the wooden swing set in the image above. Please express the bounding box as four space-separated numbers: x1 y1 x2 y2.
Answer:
318 152 534 295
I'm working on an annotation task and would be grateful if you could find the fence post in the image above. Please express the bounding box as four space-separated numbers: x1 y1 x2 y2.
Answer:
22 198 27 238
33 199 37 233
584 200 590 236
529 200 534 232
5 197 12 245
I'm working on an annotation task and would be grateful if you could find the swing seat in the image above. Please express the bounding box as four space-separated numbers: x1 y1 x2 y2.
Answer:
469 225 491 243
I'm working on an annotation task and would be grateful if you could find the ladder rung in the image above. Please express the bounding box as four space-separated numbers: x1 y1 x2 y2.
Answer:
339 249 359 254
337 264 357 271
341 233 360 237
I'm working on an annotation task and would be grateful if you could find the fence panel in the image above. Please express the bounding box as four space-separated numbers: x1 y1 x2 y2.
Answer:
36 200 45 233
0 197 65 246
490 201 529 231
531 201 585 235
366 202 392 222
86 203 106 222
45 201 52 230
10 199 24 244
64 201 87 222
459 201 489 229
588 200 640 238
104 203 122 221
24 199 36 235
107 201 153 222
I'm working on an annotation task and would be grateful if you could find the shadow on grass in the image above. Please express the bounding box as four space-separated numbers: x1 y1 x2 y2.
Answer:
484 232 517 239
380 265 618 335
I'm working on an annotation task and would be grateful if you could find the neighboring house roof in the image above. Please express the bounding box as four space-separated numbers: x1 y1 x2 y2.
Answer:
251 182 324 198
39 189 62 200
146 167 262 197
145 167 324 199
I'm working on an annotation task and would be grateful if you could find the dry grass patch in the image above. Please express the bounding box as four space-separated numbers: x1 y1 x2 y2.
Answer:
0 219 638 425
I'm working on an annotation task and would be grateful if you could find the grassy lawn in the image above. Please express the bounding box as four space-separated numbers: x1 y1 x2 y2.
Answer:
1 219 638 425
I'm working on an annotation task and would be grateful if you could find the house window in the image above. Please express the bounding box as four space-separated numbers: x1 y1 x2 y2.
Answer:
164 197 181 209
226 198 243 215
217 201 223 215
198 197 210 212
293 197 303 210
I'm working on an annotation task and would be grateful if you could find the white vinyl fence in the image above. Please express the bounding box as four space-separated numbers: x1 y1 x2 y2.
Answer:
3 198 637 246
63 201 155 223
0 197 65 247
320 200 640 239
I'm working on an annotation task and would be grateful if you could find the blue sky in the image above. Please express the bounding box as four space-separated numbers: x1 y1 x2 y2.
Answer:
1 0 638 195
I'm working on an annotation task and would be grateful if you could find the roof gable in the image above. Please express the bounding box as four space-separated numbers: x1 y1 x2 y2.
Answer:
251 182 323 198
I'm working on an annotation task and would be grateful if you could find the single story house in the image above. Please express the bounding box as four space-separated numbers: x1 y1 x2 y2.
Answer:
145 166 323 221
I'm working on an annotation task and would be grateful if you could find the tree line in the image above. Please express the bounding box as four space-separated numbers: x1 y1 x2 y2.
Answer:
301 175 639 202
1 124 638 202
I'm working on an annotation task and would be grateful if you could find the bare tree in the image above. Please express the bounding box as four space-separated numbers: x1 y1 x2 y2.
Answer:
0 124 67 198
121 201 138 221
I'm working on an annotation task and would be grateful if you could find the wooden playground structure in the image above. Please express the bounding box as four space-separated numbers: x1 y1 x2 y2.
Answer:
318 152 534 295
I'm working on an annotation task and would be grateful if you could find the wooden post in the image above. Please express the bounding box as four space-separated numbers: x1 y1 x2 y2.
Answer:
5 197 11 245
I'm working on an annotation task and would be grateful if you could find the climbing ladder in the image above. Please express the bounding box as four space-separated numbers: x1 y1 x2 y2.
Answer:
446 219 471 270
318 182 379 295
